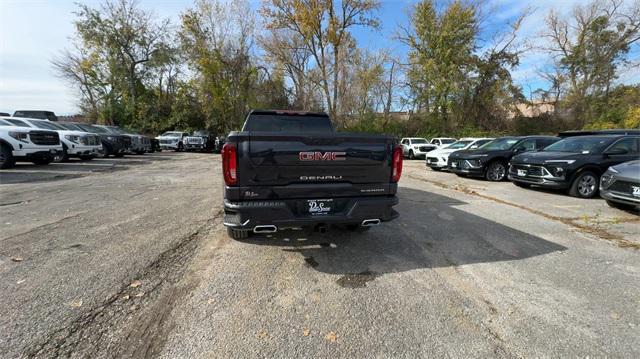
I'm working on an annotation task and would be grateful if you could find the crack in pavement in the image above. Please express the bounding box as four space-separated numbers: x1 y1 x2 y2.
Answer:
24 211 223 359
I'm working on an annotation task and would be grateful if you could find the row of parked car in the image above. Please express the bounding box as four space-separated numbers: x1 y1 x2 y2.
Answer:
401 130 640 211
0 115 162 169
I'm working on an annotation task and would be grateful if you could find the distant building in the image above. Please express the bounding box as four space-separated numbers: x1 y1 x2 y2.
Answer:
512 101 555 118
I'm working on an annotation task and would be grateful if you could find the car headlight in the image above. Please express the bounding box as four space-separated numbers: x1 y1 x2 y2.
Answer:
600 173 614 189
465 159 483 168
9 131 29 143
547 166 565 177
64 135 81 143
607 166 619 174
107 136 116 141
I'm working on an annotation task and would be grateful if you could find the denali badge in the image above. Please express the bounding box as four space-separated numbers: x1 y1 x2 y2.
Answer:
300 175 343 180
299 151 346 161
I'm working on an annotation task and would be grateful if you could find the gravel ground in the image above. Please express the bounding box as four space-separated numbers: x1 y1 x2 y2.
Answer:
1 154 638 358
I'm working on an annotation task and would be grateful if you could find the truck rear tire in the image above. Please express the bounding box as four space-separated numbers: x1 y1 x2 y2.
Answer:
227 227 250 240
0 144 16 169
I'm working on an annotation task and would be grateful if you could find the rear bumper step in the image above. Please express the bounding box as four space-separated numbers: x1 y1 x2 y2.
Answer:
223 195 399 230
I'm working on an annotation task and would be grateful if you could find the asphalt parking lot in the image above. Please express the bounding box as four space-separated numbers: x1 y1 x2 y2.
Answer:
1 154 639 358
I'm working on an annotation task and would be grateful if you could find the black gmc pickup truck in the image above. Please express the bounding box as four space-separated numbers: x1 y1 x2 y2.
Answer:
222 110 402 239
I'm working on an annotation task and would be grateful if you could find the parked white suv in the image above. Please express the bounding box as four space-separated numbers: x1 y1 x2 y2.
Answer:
426 137 494 171
3 117 102 161
0 118 62 169
400 138 431 159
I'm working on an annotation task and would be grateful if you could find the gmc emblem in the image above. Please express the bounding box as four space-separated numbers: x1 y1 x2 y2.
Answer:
299 151 346 161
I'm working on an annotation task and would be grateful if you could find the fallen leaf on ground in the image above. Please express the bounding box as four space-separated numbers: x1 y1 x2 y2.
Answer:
256 330 268 339
11 257 23 262
129 280 142 288
303 329 310 337
17 279 26 284
325 331 337 342
122 295 130 300
135 292 145 298
207 298 215 304
69 299 83 308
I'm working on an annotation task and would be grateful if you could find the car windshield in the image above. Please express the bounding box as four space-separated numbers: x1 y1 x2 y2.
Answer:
543 136 613 154
103 126 126 134
58 123 84 131
79 124 108 134
479 138 520 151
446 140 473 149
4 118 30 127
411 139 427 144
162 132 182 137
441 139 456 144
28 120 65 130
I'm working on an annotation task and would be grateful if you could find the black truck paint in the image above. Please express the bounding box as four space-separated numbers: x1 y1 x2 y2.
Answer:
222 110 402 239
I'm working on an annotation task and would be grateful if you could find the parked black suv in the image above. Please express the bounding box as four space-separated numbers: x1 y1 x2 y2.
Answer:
447 136 560 181
59 122 127 158
509 135 640 198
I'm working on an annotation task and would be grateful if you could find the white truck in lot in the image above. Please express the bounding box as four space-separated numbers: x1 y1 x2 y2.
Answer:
425 137 494 171
0 118 62 169
2 117 103 161
156 131 190 151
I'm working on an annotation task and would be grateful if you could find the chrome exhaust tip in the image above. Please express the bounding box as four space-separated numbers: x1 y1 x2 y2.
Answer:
361 219 381 227
253 225 277 233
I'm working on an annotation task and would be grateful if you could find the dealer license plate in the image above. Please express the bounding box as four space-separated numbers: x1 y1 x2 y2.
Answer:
517 169 527 176
307 199 333 215
632 186 640 198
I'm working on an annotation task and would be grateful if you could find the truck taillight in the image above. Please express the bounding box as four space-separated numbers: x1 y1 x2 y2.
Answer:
391 145 403 183
222 143 237 186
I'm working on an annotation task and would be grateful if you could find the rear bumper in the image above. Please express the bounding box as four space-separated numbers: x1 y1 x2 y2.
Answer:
223 195 399 230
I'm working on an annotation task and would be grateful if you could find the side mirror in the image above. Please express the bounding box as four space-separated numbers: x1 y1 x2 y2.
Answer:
604 148 628 156
514 146 526 153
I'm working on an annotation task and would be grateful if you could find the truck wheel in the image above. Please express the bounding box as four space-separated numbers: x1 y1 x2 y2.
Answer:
485 161 507 181
32 157 53 166
569 171 599 198
176 143 184 152
227 227 250 240
55 149 69 163
409 150 415 160
0 144 16 169
431 167 442 172
114 153 124 158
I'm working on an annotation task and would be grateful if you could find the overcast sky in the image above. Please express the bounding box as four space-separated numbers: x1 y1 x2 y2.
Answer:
1 0 638 115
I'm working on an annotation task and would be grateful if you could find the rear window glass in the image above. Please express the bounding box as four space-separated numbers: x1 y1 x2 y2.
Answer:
243 114 333 133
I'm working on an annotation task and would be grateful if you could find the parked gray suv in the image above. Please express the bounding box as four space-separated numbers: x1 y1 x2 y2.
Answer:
600 160 640 210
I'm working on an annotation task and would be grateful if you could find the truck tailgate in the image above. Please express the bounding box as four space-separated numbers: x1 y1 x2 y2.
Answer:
230 132 395 199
